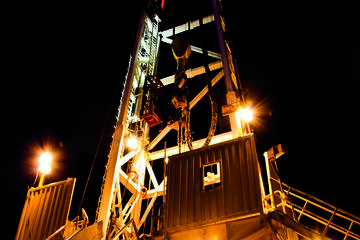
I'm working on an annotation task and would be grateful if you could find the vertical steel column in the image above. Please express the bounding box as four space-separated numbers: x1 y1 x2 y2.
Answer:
211 0 234 92
212 0 242 137
96 13 146 239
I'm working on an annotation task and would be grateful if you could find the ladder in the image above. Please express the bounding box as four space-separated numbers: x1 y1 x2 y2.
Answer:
147 15 160 77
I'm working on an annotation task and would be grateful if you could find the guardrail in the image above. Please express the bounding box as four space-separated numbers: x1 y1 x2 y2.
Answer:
263 182 360 240
45 215 88 240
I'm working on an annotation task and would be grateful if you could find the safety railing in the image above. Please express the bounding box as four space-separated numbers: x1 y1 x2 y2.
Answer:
263 182 360 240
45 215 88 240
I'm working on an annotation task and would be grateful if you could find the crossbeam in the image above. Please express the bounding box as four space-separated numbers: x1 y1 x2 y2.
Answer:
119 149 140 166
118 168 140 195
189 70 223 109
162 37 221 59
149 131 232 160
144 179 165 199
160 60 223 86
148 68 224 151
146 162 159 189
161 15 215 38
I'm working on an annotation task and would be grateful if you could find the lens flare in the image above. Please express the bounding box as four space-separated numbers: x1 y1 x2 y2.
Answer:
127 135 139 150
236 107 253 123
240 107 253 122
38 152 52 174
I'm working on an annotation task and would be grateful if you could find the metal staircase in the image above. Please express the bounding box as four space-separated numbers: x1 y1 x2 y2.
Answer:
263 145 360 240
273 183 360 239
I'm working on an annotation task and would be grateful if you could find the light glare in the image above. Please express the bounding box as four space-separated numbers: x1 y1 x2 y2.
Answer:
235 107 254 123
240 107 253 122
38 152 52 174
127 135 138 150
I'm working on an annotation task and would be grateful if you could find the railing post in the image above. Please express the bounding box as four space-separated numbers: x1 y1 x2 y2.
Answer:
322 208 337 239
264 152 275 210
297 201 308 222
344 220 354 240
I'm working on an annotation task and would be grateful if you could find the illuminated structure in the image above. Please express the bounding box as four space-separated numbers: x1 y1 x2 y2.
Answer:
16 0 360 239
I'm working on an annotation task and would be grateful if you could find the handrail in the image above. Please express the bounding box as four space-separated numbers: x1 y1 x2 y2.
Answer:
285 202 359 238
45 216 83 240
262 182 360 240
282 182 360 222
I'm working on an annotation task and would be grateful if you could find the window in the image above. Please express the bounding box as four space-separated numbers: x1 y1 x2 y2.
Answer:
203 162 221 190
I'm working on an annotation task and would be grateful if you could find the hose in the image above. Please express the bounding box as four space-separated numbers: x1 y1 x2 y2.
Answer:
199 18 218 147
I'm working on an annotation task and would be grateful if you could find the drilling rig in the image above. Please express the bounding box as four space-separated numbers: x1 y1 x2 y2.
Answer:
16 0 360 239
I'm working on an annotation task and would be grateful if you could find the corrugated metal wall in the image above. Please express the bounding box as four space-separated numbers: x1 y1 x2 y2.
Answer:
16 178 76 240
166 135 262 231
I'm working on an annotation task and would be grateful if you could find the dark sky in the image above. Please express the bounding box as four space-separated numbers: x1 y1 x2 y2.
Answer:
3 1 359 238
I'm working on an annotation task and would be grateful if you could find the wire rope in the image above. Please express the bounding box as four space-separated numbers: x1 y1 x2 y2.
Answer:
76 95 115 218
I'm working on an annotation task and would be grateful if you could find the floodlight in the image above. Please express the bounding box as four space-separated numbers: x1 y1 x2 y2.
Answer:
38 152 52 174
127 135 139 150
240 107 253 122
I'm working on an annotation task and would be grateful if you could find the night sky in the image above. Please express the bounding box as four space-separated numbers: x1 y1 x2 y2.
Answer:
4 1 359 238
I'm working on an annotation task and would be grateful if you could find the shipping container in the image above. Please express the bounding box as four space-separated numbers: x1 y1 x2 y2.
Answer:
16 178 76 240
165 135 263 232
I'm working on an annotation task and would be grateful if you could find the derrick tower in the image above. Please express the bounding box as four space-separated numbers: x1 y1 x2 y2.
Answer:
94 0 254 238
16 0 360 240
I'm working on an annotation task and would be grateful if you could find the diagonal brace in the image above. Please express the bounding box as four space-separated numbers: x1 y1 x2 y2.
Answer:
147 70 224 151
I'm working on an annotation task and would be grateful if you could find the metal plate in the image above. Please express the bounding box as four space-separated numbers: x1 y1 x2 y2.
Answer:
166 135 262 231
16 178 76 240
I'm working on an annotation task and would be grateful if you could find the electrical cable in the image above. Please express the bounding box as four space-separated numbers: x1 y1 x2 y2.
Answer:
76 95 115 218
32 169 39 186
199 17 218 147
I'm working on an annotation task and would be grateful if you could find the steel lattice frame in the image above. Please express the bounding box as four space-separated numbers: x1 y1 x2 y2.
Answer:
96 1 248 238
